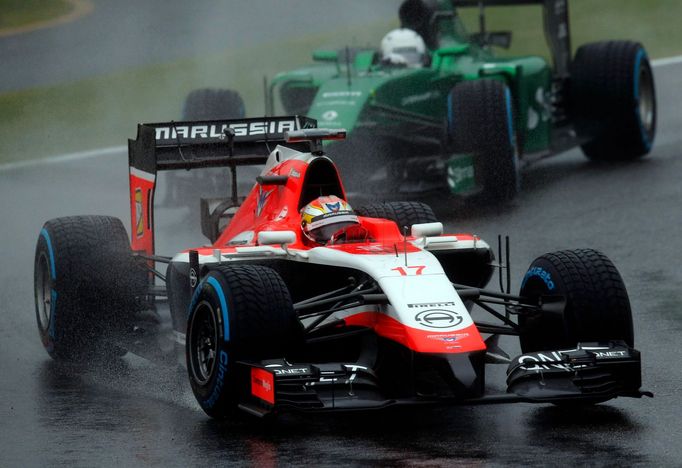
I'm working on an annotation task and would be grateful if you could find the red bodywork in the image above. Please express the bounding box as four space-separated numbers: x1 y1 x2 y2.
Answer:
130 152 485 355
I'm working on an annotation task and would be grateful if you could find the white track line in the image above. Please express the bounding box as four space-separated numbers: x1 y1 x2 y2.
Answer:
652 54 682 67
2 54 681 173
0 145 126 171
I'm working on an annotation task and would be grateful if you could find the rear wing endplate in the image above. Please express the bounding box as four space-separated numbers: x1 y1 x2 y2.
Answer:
453 0 571 77
128 115 316 255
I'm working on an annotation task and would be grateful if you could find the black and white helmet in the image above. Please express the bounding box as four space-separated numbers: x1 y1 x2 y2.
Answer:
380 28 427 67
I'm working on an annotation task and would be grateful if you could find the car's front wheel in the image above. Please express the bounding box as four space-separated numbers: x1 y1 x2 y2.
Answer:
518 249 634 354
447 79 520 201
34 216 146 360
186 265 301 419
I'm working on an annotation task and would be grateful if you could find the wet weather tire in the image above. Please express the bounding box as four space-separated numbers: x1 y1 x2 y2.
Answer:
355 201 437 230
571 41 656 160
162 88 247 206
448 79 520 201
186 265 301 419
34 216 146 360
182 88 245 120
518 249 634 353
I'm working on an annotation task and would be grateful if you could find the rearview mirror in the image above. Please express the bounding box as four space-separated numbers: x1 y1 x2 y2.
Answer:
411 222 443 238
312 50 339 62
258 230 297 246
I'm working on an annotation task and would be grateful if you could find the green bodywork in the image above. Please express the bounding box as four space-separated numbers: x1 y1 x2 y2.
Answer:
266 0 563 196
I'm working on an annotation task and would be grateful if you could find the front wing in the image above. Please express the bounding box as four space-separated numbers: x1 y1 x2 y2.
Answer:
234 341 650 416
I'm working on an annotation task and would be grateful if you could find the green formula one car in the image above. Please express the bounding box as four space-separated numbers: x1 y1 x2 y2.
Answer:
183 0 656 203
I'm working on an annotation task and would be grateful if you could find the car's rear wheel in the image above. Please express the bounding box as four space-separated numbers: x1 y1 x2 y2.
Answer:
355 201 437 231
518 249 634 354
182 88 245 121
34 216 147 360
571 41 656 160
447 79 520 201
186 265 301 419
163 88 246 206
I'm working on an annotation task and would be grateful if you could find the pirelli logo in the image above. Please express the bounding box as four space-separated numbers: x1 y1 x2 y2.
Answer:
407 302 456 309
154 120 299 141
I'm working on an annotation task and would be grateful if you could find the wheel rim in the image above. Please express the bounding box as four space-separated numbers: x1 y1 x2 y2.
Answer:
35 252 52 333
638 64 655 135
188 300 219 386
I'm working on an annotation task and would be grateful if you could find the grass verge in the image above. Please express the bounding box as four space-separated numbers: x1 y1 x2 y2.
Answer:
458 0 682 59
0 0 73 30
0 19 395 164
1 0 681 164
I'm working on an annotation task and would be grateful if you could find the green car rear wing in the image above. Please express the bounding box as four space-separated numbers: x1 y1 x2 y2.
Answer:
452 0 571 78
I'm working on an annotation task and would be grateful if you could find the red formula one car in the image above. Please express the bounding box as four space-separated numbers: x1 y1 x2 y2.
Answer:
34 116 650 418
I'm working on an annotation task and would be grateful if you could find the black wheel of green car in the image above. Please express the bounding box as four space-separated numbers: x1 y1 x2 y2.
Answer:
162 88 247 206
571 41 656 160
182 88 245 120
447 79 520 201
186 265 301 419
355 201 437 230
34 216 147 360
518 249 634 354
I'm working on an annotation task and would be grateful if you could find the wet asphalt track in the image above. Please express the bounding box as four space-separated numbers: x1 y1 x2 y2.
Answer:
2 4 682 467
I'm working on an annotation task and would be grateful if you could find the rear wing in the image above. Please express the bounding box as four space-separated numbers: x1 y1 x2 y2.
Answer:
128 115 316 255
453 0 571 78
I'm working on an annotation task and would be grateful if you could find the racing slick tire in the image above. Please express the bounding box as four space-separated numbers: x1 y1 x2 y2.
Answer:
355 201 437 231
571 41 656 160
518 249 634 354
186 265 302 419
34 216 147 360
447 79 520 202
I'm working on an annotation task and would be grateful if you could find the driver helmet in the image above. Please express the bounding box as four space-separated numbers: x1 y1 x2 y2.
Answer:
380 28 426 67
300 195 359 244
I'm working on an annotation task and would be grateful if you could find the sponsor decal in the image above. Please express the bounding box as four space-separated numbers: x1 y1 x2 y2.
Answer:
228 231 254 246
256 186 273 217
593 350 628 358
322 91 362 98
426 332 469 343
527 107 539 130
322 110 338 121
447 155 475 194
272 367 311 376
522 266 555 290
314 100 356 107
400 90 440 106
251 368 275 404
289 168 301 178
408 301 456 309
228 239 249 246
527 87 552 130
189 268 198 288
415 309 463 329
275 206 288 221
355 245 398 253
391 265 426 276
204 350 229 408
154 120 299 141
134 188 144 238
517 351 571 372
325 201 341 212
